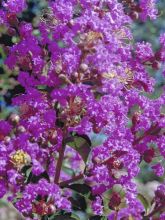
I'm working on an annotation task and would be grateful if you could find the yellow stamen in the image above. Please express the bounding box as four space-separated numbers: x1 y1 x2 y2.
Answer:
10 150 31 168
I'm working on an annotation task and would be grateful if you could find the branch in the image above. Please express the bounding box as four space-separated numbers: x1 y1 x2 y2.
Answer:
54 135 67 184
133 123 160 146
143 203 165 219
59 173 84 187
114 210 118 220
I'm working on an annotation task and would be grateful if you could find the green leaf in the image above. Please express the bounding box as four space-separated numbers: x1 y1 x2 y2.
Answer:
62 166 75 176
22 166 50 184
21 165 32 184
41 216 49 220
89 216 104 220
66 184 91 211
67 184 91 196
69 193 87 211
66 134 91 162
57 40 66 48
101 217 108 220
0 200 8 207
71 213 81 220
49 213 80 220
137 193 150 212
52 217 76 220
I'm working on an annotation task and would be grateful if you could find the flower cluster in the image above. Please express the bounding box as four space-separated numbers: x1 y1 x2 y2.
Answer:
0 0 164 219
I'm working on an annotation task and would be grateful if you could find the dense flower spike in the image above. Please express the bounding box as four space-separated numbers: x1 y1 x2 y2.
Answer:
0 0 164 219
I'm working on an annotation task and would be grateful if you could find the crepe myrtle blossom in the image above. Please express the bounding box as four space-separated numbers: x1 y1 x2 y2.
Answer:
0 0 164 219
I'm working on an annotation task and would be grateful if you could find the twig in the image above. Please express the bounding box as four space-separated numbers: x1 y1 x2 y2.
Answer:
54 132 67 184
59 173 84 187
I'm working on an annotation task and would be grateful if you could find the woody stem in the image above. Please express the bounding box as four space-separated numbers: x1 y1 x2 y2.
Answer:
54 133 67 184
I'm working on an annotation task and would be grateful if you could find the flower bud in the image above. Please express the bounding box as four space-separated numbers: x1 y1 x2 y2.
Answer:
92 155 102 164
74 72 79 78
152 60 161 70
7 28 16 36
154 50 162 61
80 63 88 72
48 130 58 145
3 46 10 55
55 63 63 74
108 192 121 210
32 201 56 216
129 11 139 20
18 56 32 71
68 19 74 27
6 13 18 26
4 136 11 143
17 126 26 133
9 113 20 125
47 204 56 215
93 125 102 134
155 185 165 201
132 112 141 125
143 148 155 163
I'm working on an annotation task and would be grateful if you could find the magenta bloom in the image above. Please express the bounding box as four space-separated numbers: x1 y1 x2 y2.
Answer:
0 0 164 219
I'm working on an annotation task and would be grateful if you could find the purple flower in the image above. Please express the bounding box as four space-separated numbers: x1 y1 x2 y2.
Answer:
152 163 164 177
139 0 158 21
91 196 103 215
14 179 71 216
0 179 7 198
3 0 27 14
0 121 12 140
135 42 154 62
0 0 164 219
